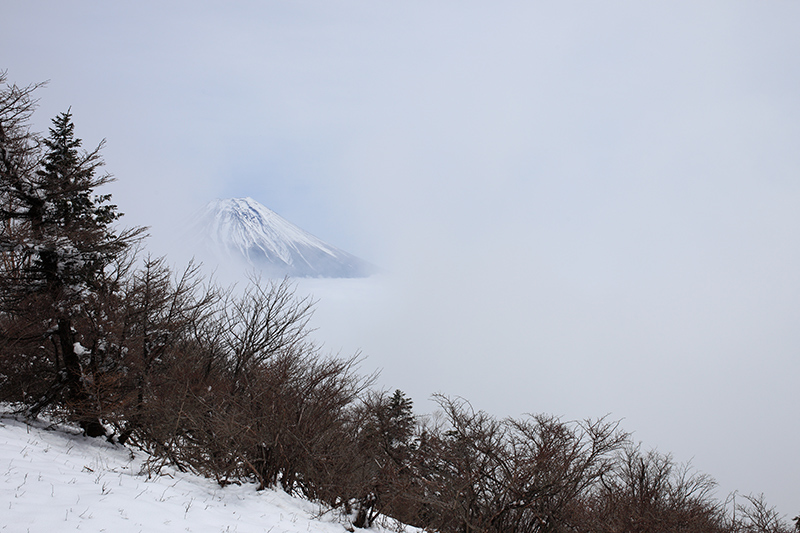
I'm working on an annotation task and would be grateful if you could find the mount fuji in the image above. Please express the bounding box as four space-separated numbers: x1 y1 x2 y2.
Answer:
190 197 377 278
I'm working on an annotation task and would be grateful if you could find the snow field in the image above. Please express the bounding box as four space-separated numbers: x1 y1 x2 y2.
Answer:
0 415 414 533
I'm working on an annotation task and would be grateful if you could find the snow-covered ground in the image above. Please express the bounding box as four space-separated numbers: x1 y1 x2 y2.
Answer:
0 414 415 533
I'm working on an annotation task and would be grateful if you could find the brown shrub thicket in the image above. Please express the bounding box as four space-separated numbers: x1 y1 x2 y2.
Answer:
580 445 727 533
403 396 628 533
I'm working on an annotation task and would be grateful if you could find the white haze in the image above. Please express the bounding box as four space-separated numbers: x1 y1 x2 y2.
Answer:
3 0 800 517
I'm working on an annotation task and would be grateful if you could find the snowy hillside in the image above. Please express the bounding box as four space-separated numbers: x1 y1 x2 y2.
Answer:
190 198 376 278
0 414 414 533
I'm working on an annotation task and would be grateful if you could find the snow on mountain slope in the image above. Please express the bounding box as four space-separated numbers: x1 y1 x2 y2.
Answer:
190 198 376 278
0 414 414 533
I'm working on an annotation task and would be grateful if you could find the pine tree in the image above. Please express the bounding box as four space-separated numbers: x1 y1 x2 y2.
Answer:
386 389 415 450
352 389 417 528
30 110 127 298
0 78 144 435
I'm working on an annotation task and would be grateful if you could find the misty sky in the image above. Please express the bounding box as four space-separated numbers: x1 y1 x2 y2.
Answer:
4 0 800 516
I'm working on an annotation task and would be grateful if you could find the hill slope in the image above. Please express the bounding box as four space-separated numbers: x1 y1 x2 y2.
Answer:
0 414 412 533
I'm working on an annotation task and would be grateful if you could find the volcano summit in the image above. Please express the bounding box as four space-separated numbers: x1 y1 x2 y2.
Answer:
191 197 376 278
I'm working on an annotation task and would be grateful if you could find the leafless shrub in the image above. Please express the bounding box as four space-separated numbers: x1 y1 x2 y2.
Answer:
409 395 628 533
118 276 371 504
731 493 794 533
102 256 221 443
582 444 729 533
221 275 315 380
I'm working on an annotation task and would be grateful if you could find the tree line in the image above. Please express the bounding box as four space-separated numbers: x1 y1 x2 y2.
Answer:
1 72 796 533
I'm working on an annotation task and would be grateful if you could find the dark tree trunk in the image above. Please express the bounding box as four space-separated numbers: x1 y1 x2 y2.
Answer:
57 318 105 438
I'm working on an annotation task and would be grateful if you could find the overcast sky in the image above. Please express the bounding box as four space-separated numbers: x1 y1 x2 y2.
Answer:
4 0 800 517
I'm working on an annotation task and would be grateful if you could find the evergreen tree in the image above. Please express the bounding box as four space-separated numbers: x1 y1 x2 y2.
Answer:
386 389 415 449
352 389 417 528
30 110 126 299
0 78 144 436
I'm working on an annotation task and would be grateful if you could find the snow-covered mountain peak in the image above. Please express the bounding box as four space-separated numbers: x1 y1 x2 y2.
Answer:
191 197 376 278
